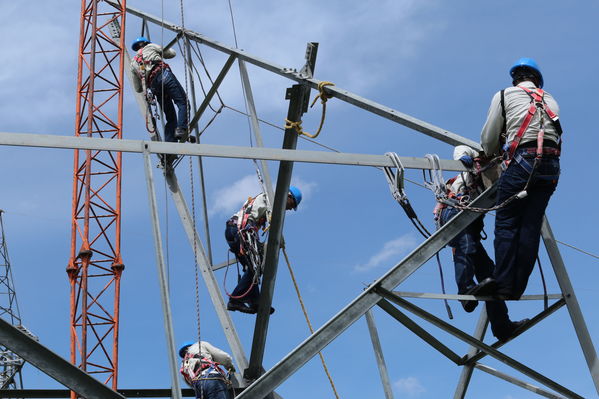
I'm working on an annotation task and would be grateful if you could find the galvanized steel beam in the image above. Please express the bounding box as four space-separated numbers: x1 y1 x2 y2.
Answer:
0 318 125 399
142 149 183 399
377 299 462 365
378 290 582 399
110 1 481 149
365 310 395 399
235 187 496 398
246 84 306 380
541 218 599 393
0 132 467 171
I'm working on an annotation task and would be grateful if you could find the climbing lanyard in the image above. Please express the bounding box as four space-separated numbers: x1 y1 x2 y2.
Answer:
383 152 453 319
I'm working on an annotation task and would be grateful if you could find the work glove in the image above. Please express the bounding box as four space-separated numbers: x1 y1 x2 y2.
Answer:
228 365 236 373
459 155 474 168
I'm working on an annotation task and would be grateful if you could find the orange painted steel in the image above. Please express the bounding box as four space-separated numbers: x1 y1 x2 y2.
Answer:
67 0 127 394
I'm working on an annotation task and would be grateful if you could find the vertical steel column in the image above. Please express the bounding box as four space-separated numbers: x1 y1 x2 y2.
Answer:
245 84 307 380
365 310 395 399
142 149 182 399
453 308 489 399
541 217 599 393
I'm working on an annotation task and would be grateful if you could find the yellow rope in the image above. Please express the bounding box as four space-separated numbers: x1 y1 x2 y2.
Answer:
284 81 335 139
281 246 341 399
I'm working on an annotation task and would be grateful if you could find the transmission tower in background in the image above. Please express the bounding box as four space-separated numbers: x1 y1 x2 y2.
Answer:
0 210 24 389
66 0 127 391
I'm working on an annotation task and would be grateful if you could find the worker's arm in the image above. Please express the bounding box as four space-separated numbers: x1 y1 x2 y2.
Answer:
202 341 234 370
480 91 504 156
129 62 143 93
162 47 176 59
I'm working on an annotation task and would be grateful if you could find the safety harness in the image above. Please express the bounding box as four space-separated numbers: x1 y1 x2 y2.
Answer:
180 352 229 386
501 86 562 169
133 49 170 90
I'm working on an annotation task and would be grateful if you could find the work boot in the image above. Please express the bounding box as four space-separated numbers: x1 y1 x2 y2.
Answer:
495 318 530 343
174 127 188 142
466 277 497 297
249 303 275 315
460 298 478 313
227 301 254 314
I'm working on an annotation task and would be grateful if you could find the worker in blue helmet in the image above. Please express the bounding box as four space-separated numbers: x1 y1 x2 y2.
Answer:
179 340 235 399
472 57 562 342
225 186 302 314
129 36 189 150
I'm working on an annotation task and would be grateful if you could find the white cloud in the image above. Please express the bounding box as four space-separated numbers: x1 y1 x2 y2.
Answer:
354 233 417 272
209 174 317 216
394 376 426 397
209 174 262 216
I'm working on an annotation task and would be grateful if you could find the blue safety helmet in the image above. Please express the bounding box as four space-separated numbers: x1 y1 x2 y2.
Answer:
178 340 195 358
131 36 150 51
288 186 302 210
509 57 543 88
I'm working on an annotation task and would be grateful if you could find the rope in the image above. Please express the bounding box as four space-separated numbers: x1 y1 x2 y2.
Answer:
282 247 340 399
285 81 335 139
556 240 599 260
189 157 202 345
384 152 453 318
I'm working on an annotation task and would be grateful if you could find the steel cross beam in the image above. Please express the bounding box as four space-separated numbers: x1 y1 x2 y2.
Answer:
235 186 496 398
0 318 125 399
473 364 567 399
541 218 599 393
377 299 463 365
188 54 237 133
0 132 467 171
106 1 481 150
378 290 582 399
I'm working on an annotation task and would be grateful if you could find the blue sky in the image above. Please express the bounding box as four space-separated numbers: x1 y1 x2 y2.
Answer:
1 1 598 398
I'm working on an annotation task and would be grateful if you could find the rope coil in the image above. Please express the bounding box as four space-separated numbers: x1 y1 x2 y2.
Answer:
284 81 335 139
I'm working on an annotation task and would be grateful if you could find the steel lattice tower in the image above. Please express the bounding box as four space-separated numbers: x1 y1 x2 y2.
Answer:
0 210 24 390
66 0 127 391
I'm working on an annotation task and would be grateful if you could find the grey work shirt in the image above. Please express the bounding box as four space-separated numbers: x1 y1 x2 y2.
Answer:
129 43 176 93
480 81 560 156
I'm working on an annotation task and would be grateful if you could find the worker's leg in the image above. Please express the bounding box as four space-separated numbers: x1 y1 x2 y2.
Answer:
440 207 478 293
512 157 559 298
493 158 529 297
151 73 178 143
485 299 512 339
194 377 232 399
160 69 188 133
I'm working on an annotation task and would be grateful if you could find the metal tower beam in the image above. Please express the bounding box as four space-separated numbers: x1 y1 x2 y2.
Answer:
0 318 125 399
0 210 24 390
0 132 468 172
365 310 395 399
106 1 481 150
541 218 599 392
67 0 127 389
235 187 496 398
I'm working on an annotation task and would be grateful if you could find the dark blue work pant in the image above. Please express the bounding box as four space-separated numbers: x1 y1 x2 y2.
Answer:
439 207 511 337
192 376 232 399
150 68 188 143
493 150 560 299
440 207 493 294
224 222 260 305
